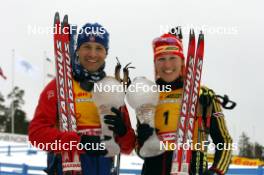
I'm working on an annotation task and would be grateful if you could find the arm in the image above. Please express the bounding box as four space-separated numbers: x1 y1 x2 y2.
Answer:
209 95 233 175
28 79 80 151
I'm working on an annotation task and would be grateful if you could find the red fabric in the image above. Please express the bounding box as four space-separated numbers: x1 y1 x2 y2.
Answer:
115 105 136 154
29 79 135 154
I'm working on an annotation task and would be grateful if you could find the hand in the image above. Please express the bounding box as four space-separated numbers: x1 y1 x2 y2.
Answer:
104 107 127 137
137 123 154 146
80 135 108 156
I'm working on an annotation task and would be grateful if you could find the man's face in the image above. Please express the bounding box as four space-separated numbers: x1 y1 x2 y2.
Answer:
76 42 107 72
155 54 183 82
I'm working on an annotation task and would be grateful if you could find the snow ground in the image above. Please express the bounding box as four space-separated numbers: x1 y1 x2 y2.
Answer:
0 140 260 175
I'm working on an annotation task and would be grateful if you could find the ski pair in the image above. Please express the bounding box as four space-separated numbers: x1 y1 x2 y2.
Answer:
170 29 205 175
53 12 81 174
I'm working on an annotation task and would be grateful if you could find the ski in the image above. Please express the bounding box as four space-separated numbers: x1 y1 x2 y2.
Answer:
170 30 205 174
53 12 81 174
170 29 196 175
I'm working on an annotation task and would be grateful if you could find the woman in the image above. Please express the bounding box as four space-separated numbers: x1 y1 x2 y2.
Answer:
136 33 232 175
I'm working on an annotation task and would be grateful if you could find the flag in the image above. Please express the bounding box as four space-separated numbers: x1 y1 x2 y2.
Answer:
47 73 55 78
15 57 40 79
16 58 34 73
46 57 52 62
0 67 7 80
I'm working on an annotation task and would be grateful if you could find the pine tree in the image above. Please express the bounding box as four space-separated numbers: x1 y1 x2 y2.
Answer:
253 142 264 160
0 86 29 134
238 132 253 158
0 92 9 132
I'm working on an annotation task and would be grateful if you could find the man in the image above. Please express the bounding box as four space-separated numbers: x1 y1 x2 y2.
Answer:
136 33 233 175
29 23 135 175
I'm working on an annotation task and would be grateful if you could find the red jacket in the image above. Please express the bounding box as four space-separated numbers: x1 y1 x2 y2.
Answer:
29 79 135 154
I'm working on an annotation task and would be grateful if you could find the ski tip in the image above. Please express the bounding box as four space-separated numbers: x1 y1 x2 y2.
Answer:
199 31 204 40
61 15 68 30
63 15 68 24
189 29 195 38
54 12 60 23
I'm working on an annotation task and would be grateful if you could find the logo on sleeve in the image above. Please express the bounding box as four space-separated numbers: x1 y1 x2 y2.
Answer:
213 112 224 118
47 90 55 100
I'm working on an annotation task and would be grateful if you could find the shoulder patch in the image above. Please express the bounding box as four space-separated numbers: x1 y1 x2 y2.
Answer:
47 90 55 100
213 112 224 118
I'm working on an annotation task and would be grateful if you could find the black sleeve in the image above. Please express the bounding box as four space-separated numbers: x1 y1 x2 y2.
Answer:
209 94 233 174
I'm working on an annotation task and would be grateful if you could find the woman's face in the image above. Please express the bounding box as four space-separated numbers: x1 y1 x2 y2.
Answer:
76 42 107 72
155 54 183 82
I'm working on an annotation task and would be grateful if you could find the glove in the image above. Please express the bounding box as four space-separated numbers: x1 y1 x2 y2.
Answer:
104 107 127 137
136 123 154 146
80 135 108 156
204 169 219 175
